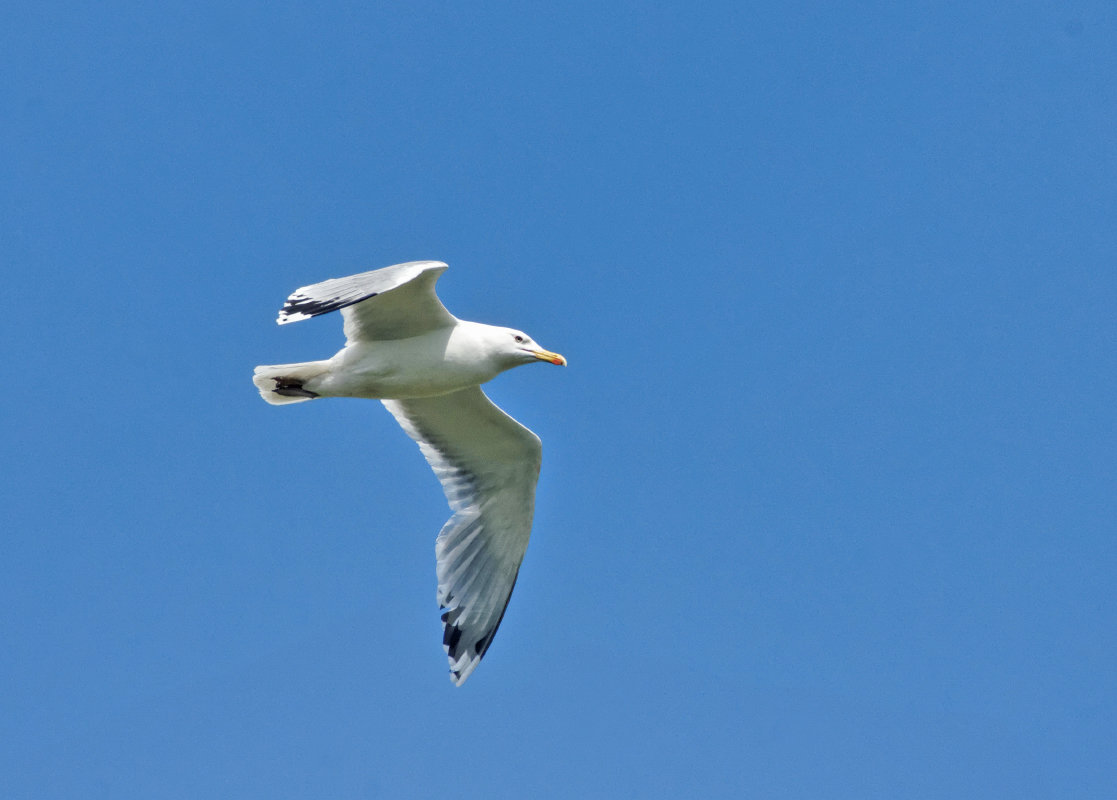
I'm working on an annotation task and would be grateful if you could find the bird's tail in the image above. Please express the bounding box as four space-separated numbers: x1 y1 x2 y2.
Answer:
252 361 330 405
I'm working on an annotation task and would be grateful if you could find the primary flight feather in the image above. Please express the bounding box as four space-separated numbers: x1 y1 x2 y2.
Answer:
252 261 566 685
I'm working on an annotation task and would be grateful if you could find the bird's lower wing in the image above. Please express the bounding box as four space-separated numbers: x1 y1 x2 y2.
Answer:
382 386 542 685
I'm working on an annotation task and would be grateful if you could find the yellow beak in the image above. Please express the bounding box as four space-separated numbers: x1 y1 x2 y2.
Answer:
530 348 567 366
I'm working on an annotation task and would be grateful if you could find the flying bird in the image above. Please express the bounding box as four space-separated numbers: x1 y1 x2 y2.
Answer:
252 261 565 685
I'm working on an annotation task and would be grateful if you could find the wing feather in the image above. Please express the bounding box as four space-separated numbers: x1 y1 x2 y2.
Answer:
276 260 456 342
382 386 542 685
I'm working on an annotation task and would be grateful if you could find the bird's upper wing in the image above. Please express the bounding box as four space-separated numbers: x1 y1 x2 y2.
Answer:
381 386 542 685
276 260 457 342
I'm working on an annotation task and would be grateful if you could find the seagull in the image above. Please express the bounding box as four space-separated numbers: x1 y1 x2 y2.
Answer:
252 261 566 685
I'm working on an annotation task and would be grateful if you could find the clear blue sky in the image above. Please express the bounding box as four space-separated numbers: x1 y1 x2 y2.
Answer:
2 2 1115 797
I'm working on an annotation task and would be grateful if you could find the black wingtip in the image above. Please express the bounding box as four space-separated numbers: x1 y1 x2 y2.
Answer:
279 291 378 323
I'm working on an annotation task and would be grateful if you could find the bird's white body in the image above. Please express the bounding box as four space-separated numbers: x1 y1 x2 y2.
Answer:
252 261 565 685
281 321 515 401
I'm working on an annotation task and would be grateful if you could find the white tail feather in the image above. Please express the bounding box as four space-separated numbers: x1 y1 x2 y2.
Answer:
252 361 330 405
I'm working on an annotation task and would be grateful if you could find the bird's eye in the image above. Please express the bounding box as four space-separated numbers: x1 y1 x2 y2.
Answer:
514 335 525 343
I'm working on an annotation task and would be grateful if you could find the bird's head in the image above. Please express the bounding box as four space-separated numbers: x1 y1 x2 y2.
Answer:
502 328 567 367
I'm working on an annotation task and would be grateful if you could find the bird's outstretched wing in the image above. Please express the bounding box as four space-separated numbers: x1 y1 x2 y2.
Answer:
277 260 456 342
382 386 542 685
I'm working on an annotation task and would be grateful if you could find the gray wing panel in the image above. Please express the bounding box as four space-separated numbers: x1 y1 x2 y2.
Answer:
277 260 456 341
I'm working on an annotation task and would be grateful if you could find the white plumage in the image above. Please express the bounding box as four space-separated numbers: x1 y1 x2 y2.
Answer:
252 261 565 685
